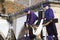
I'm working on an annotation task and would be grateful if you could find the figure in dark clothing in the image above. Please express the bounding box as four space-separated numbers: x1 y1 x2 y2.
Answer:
43 3 58 40
25 9 38 25
24 8 38 40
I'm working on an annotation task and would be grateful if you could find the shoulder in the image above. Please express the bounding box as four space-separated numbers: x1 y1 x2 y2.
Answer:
30 11 34 13
48 8 53 11
30 11 35 15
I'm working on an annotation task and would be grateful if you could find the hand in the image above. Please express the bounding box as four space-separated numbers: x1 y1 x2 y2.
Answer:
26 23 28 28
50 20 52 22
44 18 46 20
43 20 52 26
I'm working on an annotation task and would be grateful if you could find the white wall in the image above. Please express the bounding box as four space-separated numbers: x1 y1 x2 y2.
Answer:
0 18 9 39
16 16 26 39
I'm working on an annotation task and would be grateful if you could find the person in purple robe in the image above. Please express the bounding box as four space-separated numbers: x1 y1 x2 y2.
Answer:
24 8 38 40
43 3 58 40
24 8 38 25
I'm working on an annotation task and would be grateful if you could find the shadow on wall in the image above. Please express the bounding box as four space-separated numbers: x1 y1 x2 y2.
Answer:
0 35 4 40
18 26 26 40
5 29 16 40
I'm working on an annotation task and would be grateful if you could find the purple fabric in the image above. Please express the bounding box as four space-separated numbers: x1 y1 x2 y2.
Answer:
45 8 54 20
26 11 38 25
47 36 53 40
24 8 29 12
43 3 50 7
45 8 58 37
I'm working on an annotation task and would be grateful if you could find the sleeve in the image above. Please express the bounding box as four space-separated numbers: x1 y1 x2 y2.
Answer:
49 9 54 20
29 13 38 25
25 15 29 24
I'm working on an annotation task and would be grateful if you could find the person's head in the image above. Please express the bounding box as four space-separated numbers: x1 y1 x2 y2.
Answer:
43 3 50 10
24 8 30 14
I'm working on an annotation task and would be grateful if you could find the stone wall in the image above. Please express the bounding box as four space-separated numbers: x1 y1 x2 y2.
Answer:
14 0 45 7
5 0 14 2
